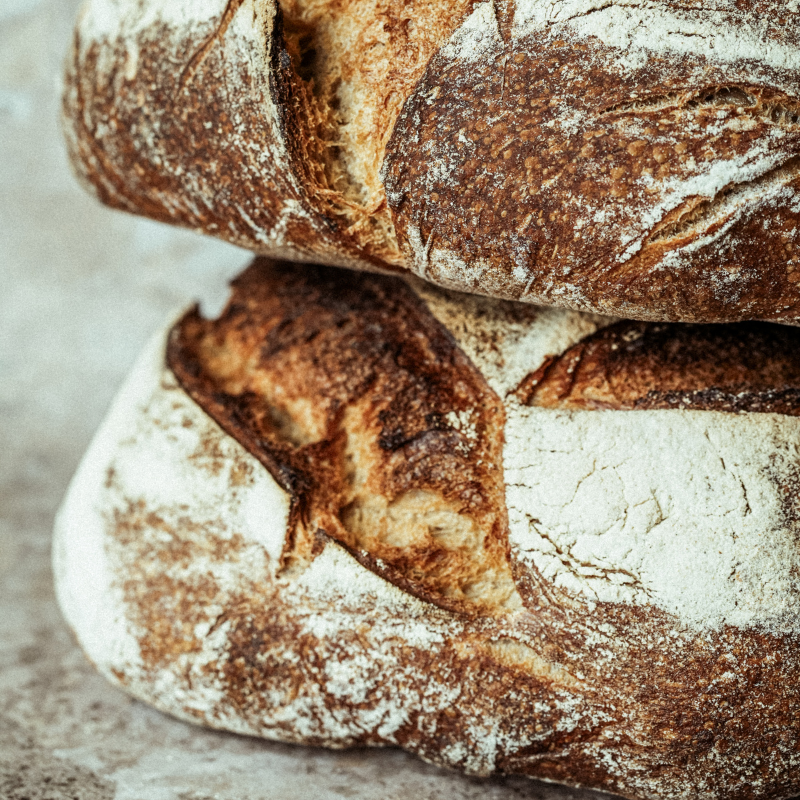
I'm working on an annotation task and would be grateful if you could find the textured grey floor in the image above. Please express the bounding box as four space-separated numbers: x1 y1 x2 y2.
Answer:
0 1 611 797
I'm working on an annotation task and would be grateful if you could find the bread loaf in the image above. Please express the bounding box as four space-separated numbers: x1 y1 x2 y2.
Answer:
55 259 800 800
63 0 800 322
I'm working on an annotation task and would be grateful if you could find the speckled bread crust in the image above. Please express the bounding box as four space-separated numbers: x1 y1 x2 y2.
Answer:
64 0 800 322
383 0 800 322
55 259 800 800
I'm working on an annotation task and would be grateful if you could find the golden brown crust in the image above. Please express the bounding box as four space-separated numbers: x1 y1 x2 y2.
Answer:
518 320 800 414
168 259 517 614
279 0 477 261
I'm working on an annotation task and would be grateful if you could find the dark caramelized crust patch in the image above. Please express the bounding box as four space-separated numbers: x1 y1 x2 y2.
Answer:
518 320 800 414
168 258 519 614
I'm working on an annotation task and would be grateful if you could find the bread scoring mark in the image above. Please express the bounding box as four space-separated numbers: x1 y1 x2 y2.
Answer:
517 319 800 414
643 155 800 248
63 0 387 273
601 84 800 127
504 319 800 632
168 259 521 615
601 85 760 116
265 0 478 264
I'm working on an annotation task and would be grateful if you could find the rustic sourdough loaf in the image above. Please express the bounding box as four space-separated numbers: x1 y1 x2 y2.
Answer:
63 0 800 322
55 259 800 800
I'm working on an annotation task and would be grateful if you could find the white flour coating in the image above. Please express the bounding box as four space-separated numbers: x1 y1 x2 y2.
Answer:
620 139 798 261
52 300 800 792
78 0 227 44
512 0 800 83
412 279 613 396
53 316 292 678
659 182 800 282
51 313 546 770
292 543 450 648
438 0 501 64
505 403 800 633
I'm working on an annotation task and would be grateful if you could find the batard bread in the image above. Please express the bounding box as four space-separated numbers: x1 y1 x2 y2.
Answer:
54 259 800 800
62 0 800 323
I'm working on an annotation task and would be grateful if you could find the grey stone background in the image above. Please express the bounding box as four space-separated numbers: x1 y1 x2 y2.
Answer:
0 1 610 797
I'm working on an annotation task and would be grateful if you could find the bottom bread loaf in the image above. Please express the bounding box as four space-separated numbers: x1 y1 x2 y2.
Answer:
54 259 800 799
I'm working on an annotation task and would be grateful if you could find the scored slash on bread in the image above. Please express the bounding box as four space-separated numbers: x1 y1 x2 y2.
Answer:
55 260 800 800
64 0 800 322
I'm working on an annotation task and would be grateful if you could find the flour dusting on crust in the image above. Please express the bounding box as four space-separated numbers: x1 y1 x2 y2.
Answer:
513 0 800 81
383 0 800 322
505 403 800 632
53 320 292 688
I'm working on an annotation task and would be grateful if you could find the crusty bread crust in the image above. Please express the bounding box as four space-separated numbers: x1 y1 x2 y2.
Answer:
519 320 800 414
54 259 800 800
168 261 517 614
383 1 800 322
64 0 800 322
62 0 389 271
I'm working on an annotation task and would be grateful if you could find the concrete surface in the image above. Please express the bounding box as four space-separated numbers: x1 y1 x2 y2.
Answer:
0 1 610 797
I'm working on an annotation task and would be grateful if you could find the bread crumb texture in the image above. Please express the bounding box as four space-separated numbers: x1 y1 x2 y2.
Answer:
55 260 800 799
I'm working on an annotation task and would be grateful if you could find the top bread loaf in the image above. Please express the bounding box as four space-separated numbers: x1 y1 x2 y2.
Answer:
64 0 800 322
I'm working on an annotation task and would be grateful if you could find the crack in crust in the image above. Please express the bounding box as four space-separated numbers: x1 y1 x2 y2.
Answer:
177 0 247 92
278 0 477 262
601 85 800 121
62 0 388 272
645 155 800 246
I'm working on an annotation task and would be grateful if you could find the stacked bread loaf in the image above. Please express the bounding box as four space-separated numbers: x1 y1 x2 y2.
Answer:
57 1 800 798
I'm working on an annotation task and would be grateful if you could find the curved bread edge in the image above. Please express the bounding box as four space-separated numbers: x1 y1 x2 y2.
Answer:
52 311 602 782
64 0 800 322
55 262 800 799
